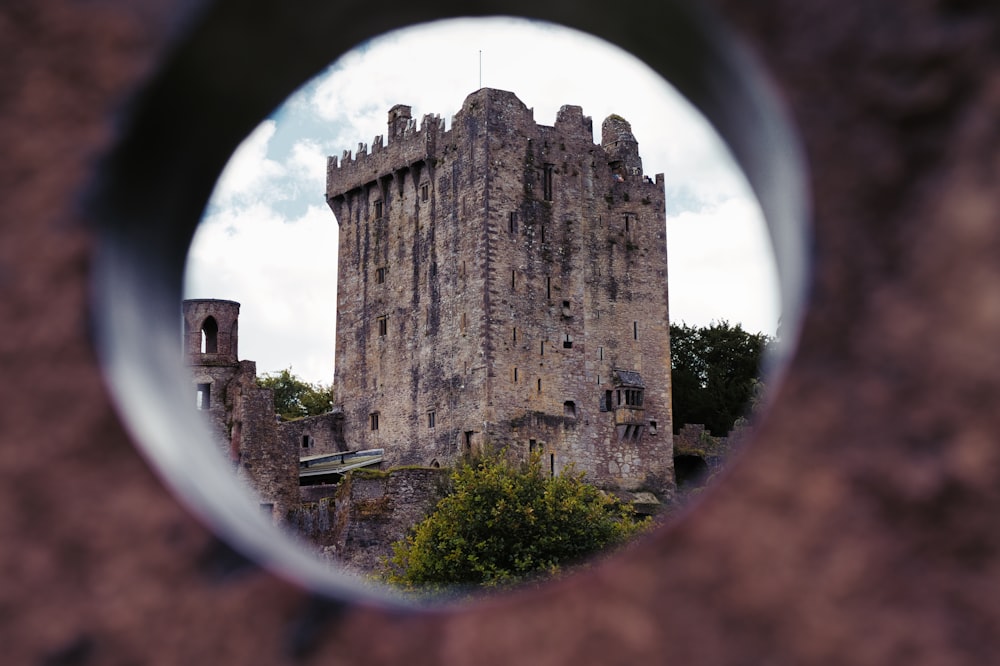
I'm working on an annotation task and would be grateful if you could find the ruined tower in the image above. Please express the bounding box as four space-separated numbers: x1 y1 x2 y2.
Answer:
326 88 673 493
182 299 299 520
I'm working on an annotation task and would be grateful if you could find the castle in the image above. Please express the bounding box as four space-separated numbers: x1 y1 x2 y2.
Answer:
326 88 674 493
181 89 676 566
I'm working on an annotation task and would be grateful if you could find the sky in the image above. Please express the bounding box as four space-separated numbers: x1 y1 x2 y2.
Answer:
184 17 780 386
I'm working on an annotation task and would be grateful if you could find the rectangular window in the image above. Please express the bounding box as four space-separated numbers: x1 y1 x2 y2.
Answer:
624 213 634 232
509 211 517 233
427 411 436 428
563 334 573 349
374 200 383 218
529 439 538 453
376 266 386 284
370 412 379 431
650 420 658 435
377 316 387 337
634 321 638 340
543 164 554 201
540 340 545 356
513 367 518 383
537 378 542 393
512 327 517 343
421 183 429 201
599 346 604 360
546 276 551 300
511 270 516 290
196 383 211 410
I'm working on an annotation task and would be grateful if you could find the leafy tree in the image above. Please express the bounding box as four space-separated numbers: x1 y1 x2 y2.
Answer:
670 321 771 436
383 452 648 591
256 368 332 420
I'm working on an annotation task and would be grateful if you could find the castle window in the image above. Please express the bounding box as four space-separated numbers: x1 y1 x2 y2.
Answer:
562 300 571 317
509 211 517 233
546 276 551 300
512 327 517 343
537 378 542 393
513 367 518 383
564 401 576 418
374 200 383 218
376 266 386 284
200 316 218 354
634 321 638 340
377 316 388 337
624 213 636 232
540 226 545 243
511 270 516 290
650 420 658 435
602 390 613 412
543 164 554 201
421 183 429 202
196 383 211 410
550 453 555 478
427 411 436 428
563 334 573 349
370 412 379 431
529 439 538 453
301 435 313 449
540 340 545 356
599 346 604 360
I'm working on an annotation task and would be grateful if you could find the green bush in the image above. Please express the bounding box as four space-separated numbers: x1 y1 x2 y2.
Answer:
382 452 648 592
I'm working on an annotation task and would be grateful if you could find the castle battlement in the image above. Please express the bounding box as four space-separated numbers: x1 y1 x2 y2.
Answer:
326 111 446 203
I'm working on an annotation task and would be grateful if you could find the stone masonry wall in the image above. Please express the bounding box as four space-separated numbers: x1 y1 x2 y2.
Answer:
279 410 347 457
289 467 448 573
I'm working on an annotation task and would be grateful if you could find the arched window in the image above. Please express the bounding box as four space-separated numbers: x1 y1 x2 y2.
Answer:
201 316 218 354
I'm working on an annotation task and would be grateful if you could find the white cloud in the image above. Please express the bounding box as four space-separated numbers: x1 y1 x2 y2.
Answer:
667 198 780 335
209 120 286 208
185 202 338 384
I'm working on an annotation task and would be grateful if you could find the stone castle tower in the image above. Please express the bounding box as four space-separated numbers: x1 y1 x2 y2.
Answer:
326 88 673 493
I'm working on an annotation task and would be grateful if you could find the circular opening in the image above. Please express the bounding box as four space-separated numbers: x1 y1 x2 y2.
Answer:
90 3 808 609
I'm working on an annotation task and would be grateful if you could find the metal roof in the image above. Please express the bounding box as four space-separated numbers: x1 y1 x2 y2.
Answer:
298 449 384 479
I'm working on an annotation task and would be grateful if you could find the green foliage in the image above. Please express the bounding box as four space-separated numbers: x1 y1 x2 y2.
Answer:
382 452 648 591
256 368 332 421
670 321 771 436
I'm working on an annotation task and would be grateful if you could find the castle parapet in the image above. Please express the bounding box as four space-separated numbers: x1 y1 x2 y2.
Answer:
326 110 445 203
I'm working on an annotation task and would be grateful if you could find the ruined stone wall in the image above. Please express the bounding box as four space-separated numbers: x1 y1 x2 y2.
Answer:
278 410 347 456
327 89 673 494
289 467 448 573
233 367 299 523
